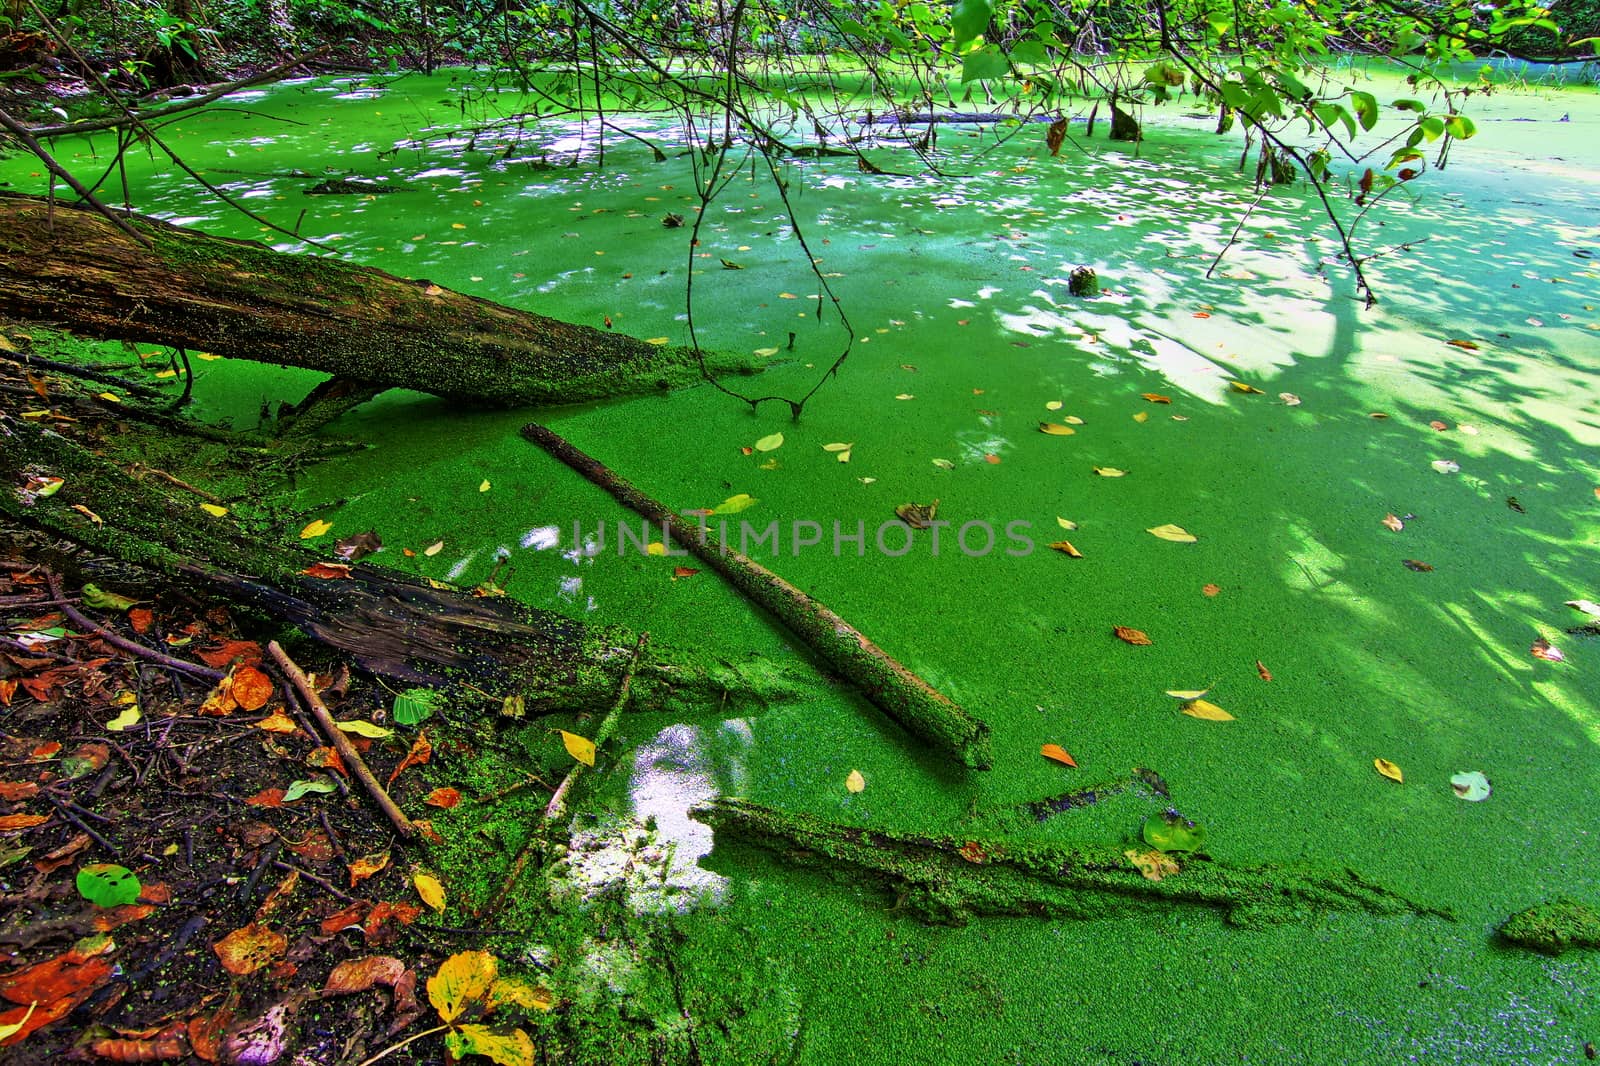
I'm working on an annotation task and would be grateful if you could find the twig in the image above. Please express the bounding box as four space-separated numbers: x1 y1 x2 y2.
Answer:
272 858 354 902
40 792 119 856
487 633 649 918
129 464 221 503
1206 189 1268 279
46 572 223 681
474 772 550 806
267 641 417 839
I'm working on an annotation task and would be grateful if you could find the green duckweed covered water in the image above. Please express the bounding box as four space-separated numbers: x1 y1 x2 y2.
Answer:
6 60 1600 1062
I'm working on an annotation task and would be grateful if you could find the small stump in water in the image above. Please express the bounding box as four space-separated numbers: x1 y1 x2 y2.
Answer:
1068 266 1100 298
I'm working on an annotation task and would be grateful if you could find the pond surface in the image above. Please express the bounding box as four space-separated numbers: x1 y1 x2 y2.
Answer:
7 61 1599 1062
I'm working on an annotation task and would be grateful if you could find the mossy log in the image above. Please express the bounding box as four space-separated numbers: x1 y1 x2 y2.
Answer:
0 192 756 408
1498 898 1600 955
0 415 800 714
523 423 993 770
693 798 1452 927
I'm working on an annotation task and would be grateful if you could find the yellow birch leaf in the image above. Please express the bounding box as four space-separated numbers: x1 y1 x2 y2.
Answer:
424 540 444 556
561 730 596 766
428 950 499 1024
1039 422 1076 435
479 479 491 492
711 493 757 514
106 696 141 732
753 347 779 357
1045 401 1063 410
845 769 865 792
1165 687 1211 700
822 442 853 452
98 392 122 403
199 503 229 517
335 719 394 739
1229 381 1266 394
413 870 446 913
1056 517 1077 530
645 337 670 345
1065 416 1085 425
1181 699 1234 721
1093 467 1127 477
1147 524 1198 543
1133 411 1149 423
300 519 333 539
1374 758 1404 783
488 978 555 1013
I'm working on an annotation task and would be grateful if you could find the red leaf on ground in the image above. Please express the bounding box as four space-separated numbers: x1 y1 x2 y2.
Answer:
244 788 285 808
195 640 262 669
301 562 353 580
231 665 274 712
1256 660 1273 682
1113 626 1153 646
323 956 407 995
320 902 372 936
212 923 286 976
424 787 461 809
387 731 432 786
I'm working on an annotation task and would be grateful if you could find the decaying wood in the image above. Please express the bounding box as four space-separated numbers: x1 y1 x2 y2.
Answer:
0 192 761 411
693 798 1452 927
522 422 993 770
0 415 805 715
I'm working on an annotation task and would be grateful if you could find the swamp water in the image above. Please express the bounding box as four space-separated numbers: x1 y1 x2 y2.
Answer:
6 62 1599 1062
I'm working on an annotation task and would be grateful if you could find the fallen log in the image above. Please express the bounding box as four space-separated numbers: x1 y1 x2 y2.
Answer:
693 798 1452 927
0 192 758 410
523 422 994 770
0 414 802 716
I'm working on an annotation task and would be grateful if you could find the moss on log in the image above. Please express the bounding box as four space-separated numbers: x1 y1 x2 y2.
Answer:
693 798 1452 928
0 415 801 715
0 192 757 408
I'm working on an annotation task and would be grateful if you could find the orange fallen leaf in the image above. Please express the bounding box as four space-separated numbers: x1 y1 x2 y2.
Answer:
1040 743 1077 768
1429 420 1449 431
128 607 153 634
387 730 431 786
255 712 299 735
1402 559 1434 572
1373 758 1404 783
0 781 39 801
1382 513 1404 532
424 787 461 809
671 567 700 580
1113 626 1152 646
307 746 348 778
348 850 391 888
957 841 988 864
231 665 274 712
196 640 262 668
1140 393 1172 404
319 901 372 935
1048 540 1083 558
1256 660 1272 681
1202 583 1221 597
212 923 287 976
323 956 407 996
245 788 285 808
0 813 51 831
302 562 353 580
1445 338 1479 350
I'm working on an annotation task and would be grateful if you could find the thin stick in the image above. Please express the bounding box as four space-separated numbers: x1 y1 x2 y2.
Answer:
266 641 417 839
0 105 152 247
522 424 992 769
487 633 649 917
545 632 648 821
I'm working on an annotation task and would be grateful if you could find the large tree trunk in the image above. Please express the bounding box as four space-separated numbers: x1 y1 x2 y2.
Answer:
0 193 757 408
0 414 801 716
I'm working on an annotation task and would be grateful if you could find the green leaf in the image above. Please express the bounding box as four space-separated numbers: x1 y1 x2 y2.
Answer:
1443 113 1476 139
950 0 993 49
1009 39 1046 65
283 776 338 802
1142 811 1207 853
393 687 438 726
76 863 141 908
445 1025 535 1066
1315 103 1356 140
1350 90 1379 131
80 584 139 611
960 44 1010 83
1419 115 1446 141
1391 98 1426 113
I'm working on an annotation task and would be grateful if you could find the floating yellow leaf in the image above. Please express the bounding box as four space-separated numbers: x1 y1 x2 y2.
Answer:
895 393 915 400
479 479 491 492
414 870 446 913
754 432 784 452
645 337 670 345
1045 400 1063 411
1147 524 1197 543
1048 540 1083 558
845 769 865 793
1056 517 1077 530
1065 416 1085 425
1382 513 1404 532
1039 422 1076 435
1133 411 1149 423
1181 699 1234 721
1165 687 1211 700
1093 467 1127 477
837 450 852 463
1229 381 1265 394
199 503 228 517
424 539 444 556
1141 393 1172 404
98 392 122 404
646 542 667 556
561 730 596 767
822 442 853 452
1374 758 1403 783
753 346 779 357
1125 848 1180 882
300 519 333 539
711 493 757 515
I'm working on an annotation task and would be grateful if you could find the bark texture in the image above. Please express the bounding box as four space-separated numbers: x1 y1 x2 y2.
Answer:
0 192 756 407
